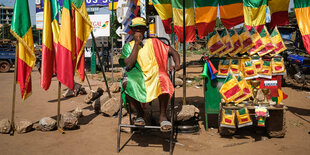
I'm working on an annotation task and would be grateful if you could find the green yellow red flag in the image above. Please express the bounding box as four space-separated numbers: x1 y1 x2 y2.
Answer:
258 26 276 56
10 0 36 101
248 27 265 55
152 0 173 34
238 26 255 54
72 0 93 82
294 0 310 55
172 0 195 42
206 30 226 57
41 0 60 90
234 73 252 104
228 28 243 57
220 71 243 103
56 0 75 90
243 0 267 33
195 0 218 39
218 28 234 57
219 0 244 29
269 26 287 56
268 0 289 29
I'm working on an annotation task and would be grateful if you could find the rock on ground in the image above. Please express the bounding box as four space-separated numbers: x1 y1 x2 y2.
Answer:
59 112 78 130
38 117 56 131
0 118 11 134
84 91 100 104
63 89 75 98
101 97 121 116
177 105 200 121
175 78 183 87
92 92 110 114
72 107 83 118
73 83 82 96
15 120 33 134
110 82 121 93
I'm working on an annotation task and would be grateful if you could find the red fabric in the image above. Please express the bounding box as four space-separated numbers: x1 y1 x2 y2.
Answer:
56 44 74 90
274 66 283 71
229 40 241 54
161 18 172 34
221 16 244 29
224 85 241 99
76 37 85 81
269 41 284 55
249 39 263 53
225 118 232 123
302 34 310 55
270 11 289 29
258 75 282 98
17 57 32 99
246 25 264 33
196 20 217 39
220 69 228 74
209 41 224 53
243 38 253 47
152 38 174 99
41 44 55 90
246 70 254 75
174 25 196 43
241 118 249 122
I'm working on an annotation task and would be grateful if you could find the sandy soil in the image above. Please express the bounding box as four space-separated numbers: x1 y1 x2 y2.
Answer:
0 54 310 155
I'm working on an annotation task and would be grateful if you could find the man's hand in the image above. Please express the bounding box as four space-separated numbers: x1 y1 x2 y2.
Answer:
134 32 143 44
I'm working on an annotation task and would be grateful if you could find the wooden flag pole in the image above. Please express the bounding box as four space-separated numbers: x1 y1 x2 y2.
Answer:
10 41 18 136
91 32 112 98
57 82 65 134
182 0 186 105
84 70 93 91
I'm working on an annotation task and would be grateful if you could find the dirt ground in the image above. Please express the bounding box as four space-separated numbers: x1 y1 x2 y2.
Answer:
0 54 310 155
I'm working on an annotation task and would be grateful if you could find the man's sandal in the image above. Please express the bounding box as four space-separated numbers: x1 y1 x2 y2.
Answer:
160 121 172 132
134 117 145 126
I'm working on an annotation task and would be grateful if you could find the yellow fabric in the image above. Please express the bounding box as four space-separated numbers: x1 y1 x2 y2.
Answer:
260 62 272 76
59 8 74 53
269 0 289 13
235 74 252 104
173 8 195 27
229 59 241 74
218 59 230 76
272 58 285 73
243 61 258 78
51 20 60 44
42 0 52 50
240 28 254 54
154 4 172 20
248 29 265 55
270 27 287 56
195 6 217 23
207 31 226 56
131 17 147 27
244 5 267 26
278 89 283 104
236 108 252 125
219 29 234 57
220 3 243 19
258 27 275 56
220 71 243 103
253 59 263 72
221 109 236 127
295 7 310 35
228 28 243 57
136 39 162 102
19 28 36 67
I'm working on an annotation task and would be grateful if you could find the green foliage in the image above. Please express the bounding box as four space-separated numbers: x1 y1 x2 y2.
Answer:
215 17 224 28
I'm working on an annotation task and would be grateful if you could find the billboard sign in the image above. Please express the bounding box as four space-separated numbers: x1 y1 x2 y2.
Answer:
58 0 118 7
89 14 111 37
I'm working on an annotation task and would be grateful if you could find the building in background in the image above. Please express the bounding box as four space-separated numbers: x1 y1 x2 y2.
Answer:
0 5 14 26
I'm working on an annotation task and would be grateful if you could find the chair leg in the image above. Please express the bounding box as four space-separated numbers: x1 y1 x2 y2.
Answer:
169 93 175 155
117 98 123 153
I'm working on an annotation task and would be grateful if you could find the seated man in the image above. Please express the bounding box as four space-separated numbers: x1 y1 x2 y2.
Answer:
119 17 181 132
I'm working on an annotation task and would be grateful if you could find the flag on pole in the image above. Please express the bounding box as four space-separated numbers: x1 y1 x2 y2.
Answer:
238 26 255 54
243 0 267 33
268 0 289 29
269 27 287 56
10 0 36 101
294 0 310 55
194 0 218 39
152 0 172 34
219 0 244 29
41 0 60 90
172 0 195 42
248 27 265 55
72 0 93 82
228 28 243 57
206 30 226 57
220 71 243 103
258 26 276 56
57 0 75 90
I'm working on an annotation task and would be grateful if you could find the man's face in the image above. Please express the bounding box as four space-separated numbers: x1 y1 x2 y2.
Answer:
132 26 147 33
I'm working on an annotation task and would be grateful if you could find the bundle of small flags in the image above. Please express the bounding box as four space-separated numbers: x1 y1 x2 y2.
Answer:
255 107 269 127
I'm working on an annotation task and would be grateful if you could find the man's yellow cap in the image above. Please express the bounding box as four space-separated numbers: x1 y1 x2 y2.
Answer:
129 17 148 28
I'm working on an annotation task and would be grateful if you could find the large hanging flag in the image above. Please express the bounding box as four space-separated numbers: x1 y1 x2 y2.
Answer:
172 0 195 42
72 0 93 82
228 28 243 57
206 30 226 57
219 0 244 29
238 26 255 54
294 0 310 55
10 0 36 101
248 27 265 55
57 0 75 90
41 0 60 90
243 0 267 33
195 0 218 39
258 26 276 56
152 0 172 34
269 27 287 56
219 71 243 103
268 0 289 29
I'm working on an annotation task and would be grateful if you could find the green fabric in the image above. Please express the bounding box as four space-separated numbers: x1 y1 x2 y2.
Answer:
171 0 194 9
195 0 218 7
72 0 83 8
272 96 278 103
260 27 267 37
51 0 60 21
221 29 228 37
237 74 242 82
263 61 271 66
152 0 171 5
249 27 256 35
64 0 73 17
243 0 267 8
231 59 239 65
228 29 236 37
219 0 242 6
270 28 279 37
294 0 310 8
119 42 147 103
238 108 246 115
245 61 253 67
273 57 282 62
11 0 31 37
224 72 233 83
225 109 233 115
238 26 247 34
